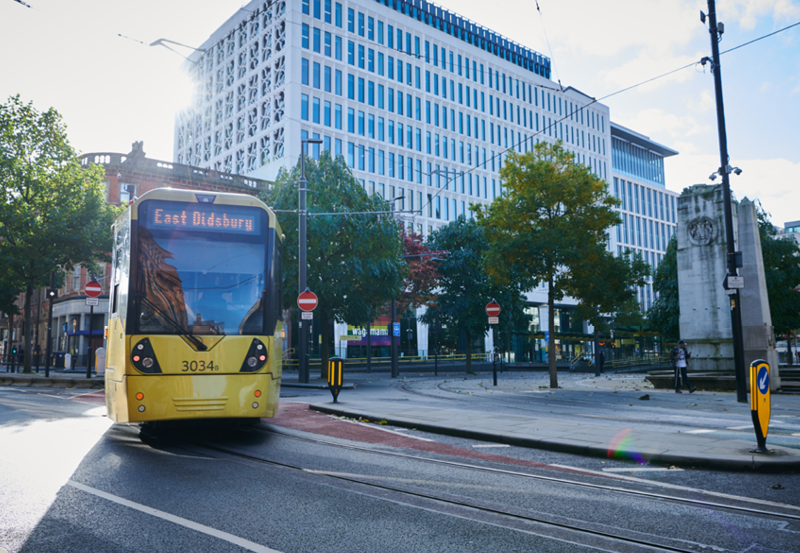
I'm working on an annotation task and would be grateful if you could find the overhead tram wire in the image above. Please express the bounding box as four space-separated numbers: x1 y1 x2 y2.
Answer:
534 0 563 91
418 18 800 215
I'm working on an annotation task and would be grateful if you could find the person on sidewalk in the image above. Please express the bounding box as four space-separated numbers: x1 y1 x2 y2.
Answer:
671 340 696 393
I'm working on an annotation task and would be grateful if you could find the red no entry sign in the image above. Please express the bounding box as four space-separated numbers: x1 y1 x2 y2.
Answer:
485 301 501 317
297 290 318 312
85 281 102 298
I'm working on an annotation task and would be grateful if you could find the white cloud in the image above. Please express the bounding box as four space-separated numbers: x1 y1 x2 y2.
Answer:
724 0 800 30
614 108 711 140
666 154 800 226
760 81 774 93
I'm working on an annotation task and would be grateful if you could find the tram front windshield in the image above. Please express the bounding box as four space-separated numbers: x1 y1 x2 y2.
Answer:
136 200 269 336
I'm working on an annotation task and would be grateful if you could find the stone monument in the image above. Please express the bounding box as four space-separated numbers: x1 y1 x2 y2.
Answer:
737 198 780 389
677 185 735 372
676 185 780 390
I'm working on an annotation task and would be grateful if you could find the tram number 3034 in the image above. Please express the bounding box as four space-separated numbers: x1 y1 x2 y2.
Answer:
181 360 220 372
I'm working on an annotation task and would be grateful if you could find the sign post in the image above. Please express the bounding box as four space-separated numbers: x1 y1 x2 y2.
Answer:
84 280 102 379
749 359 773 454
486 300 501 386
297 289 318 377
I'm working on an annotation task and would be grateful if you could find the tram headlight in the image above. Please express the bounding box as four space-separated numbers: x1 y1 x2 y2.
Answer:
130 338 162 374
138 405 146 412
252 402 259 409
240 338 268 373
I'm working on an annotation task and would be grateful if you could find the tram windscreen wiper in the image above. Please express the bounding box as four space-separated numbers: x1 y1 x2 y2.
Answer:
138 295 208 351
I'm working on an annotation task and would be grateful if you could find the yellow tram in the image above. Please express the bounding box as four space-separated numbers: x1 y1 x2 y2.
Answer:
105 188 283 423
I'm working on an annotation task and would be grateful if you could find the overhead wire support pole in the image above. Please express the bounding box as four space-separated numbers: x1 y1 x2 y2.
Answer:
705 0 747 403
298 138 321 384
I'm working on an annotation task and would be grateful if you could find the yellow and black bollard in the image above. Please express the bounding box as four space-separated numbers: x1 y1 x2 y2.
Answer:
749 359 773 454
328 357 344 403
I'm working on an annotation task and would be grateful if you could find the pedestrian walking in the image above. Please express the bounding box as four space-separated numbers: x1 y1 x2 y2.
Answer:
594 349 605 377
671 340 696 393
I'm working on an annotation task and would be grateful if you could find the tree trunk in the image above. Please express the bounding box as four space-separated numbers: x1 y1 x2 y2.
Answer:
465 329 472 373
593 326 600 377
366 321 372 371
22 285 33 373
319 312 330 380
548 275 558 389
7 311 14 371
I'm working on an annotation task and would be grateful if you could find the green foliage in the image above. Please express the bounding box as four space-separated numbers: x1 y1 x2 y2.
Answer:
648 235 679 339
0 96 119 372
570 247 650 330
264 151 406 375
756 205 800 337
475 141 621 387
420 216 525 370
397 231 441 315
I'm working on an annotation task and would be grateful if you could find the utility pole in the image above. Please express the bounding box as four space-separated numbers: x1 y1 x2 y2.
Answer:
704 0 747 403
390 298 398 378
298 138 321 383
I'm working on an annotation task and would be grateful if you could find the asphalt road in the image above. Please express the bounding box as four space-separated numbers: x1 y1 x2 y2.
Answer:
1 376 799 553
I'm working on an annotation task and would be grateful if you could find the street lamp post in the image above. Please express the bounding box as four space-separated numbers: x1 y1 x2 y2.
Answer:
298 138 322 384
44 272 56 378
704 0 747 403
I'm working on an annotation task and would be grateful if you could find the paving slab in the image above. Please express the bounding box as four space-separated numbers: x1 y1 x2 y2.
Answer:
310 402 800 471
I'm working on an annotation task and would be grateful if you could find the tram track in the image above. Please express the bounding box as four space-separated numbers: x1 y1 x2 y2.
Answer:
134 421 800 553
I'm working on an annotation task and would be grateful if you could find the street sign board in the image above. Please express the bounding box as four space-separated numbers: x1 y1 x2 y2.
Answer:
85 281 102 298
393 323 400 337
544 331 550 342
301 311 313 320
488 317 499 325
485 301 501 317
297 290 318 311
727 276 744 289
85 297 99 306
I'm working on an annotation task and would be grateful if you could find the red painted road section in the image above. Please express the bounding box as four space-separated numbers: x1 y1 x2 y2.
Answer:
270 402 605 478
71 390 106 405
69 393 611 478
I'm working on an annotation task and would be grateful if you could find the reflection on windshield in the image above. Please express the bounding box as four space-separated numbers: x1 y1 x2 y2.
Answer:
138 226 266 335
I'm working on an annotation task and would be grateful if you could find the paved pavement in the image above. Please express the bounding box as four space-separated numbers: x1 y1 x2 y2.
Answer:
300 370 800 472
0 368 103 388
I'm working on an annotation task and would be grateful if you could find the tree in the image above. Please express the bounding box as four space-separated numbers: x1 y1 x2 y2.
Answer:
420 215 524 372
0 96 118 372
475 141 621 388
265 151 406 377
757 205 800 364
570 246 650 366
647 235 679 340
397 230 441 315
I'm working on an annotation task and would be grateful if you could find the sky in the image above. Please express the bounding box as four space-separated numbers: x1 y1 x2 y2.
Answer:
2 0 799 226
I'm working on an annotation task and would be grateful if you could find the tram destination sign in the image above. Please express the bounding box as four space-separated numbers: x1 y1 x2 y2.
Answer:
147 201 261 235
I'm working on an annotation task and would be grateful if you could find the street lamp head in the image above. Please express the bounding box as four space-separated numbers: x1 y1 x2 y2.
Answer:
303 138 323 145
709 173 718 181
390 195 405 202
732 167 742 176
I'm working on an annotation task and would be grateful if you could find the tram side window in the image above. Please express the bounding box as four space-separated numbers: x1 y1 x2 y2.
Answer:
273 243 282 331
111 218 130 323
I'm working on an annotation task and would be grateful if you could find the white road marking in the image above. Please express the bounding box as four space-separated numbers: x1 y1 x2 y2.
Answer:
726 425 753 430
602 467 683 472
793 433 800 437
471 444 510 448
347 420 435 441
67 481 282 553
548 465 800 513
685 429 716 434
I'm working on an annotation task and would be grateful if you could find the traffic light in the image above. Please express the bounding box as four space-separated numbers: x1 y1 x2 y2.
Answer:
11 347 17 355
46 288 58 299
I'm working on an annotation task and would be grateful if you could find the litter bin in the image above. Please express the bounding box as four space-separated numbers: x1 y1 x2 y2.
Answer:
53 351 66 368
